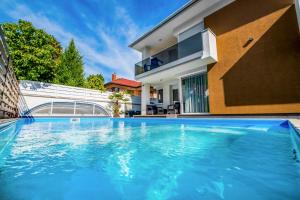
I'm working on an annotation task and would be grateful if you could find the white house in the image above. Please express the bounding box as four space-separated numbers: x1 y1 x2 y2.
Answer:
129 0 225 115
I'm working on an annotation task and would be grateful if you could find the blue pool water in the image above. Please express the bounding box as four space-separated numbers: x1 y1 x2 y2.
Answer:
0 118 299 200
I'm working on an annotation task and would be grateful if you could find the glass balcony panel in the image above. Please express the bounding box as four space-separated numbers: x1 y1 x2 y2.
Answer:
135 31 204 76
178 32 202 59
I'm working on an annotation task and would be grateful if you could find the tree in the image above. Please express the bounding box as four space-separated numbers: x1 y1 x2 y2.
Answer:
108 92 129 117
85 74 105 91
2 20 62 82
55 39 85 87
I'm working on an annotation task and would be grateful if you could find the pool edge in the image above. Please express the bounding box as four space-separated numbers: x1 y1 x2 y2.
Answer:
288 119 300 161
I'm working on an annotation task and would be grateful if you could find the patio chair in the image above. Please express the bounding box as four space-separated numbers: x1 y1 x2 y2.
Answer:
144 63 151 72
143 57 164 72
128 110 135 117
147 105 158 115
167 102 180 114
157 106 164 115
150 57 163 69
135 111 141 115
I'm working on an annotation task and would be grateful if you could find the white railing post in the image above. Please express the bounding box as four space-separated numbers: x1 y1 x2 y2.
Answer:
73 101 76 115
93 104 95 116
50 100 53 115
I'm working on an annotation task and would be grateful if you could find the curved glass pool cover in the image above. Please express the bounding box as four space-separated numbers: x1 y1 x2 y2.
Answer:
24 101 110 116
0 118 299 199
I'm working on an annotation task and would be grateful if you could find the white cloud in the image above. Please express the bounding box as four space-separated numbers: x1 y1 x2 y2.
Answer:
5 3 141 80
115 6 140 43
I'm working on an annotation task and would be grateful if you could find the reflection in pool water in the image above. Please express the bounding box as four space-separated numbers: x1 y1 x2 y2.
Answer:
0 118 299 200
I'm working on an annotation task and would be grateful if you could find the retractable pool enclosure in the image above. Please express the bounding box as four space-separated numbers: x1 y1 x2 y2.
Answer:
24 101 110 117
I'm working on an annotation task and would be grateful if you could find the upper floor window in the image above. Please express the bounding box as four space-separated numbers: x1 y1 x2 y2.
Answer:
112 87 120 92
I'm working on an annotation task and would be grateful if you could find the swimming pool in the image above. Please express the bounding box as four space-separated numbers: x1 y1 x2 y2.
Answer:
0 118 299 200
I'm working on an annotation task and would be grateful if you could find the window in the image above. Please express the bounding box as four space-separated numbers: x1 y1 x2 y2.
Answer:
182 73 209 113
172 89 179 102
158 89 163 103
113 87 120 92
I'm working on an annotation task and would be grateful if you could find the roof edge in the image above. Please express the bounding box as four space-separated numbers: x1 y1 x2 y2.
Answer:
128 0 199 48
104 81 141 88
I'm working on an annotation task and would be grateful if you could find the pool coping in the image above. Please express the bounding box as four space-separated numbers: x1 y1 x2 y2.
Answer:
0 118 18 129
288 119 300 161
289 119 300 131
1 116 300 133
1 116 299 123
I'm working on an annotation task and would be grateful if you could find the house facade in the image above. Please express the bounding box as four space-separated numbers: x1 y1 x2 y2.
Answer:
105 73 142 96
130 0 300 115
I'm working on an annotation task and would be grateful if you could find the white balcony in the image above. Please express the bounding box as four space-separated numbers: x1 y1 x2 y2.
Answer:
134 29 217 83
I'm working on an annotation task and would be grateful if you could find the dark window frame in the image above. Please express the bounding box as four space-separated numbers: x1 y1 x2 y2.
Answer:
158 89 163 103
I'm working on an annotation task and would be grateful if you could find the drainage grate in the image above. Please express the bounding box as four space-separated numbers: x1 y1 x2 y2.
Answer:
70 118 80 123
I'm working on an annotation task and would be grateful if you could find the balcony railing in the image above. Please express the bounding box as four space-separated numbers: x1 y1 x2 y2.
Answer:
135 30 207 76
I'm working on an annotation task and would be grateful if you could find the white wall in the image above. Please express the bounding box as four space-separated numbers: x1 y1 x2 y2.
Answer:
162 84 170 109
142 46 151 60
19 80 141 117
202 29 218 61
141 83 150 115
177 22 204 42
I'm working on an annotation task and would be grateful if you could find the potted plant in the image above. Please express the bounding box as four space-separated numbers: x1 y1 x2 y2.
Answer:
108 91 129 118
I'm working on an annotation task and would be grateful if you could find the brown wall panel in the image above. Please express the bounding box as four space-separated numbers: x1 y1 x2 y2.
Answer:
204 0 300 114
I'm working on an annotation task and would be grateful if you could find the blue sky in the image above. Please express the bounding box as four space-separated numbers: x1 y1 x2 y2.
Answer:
0 0 189 82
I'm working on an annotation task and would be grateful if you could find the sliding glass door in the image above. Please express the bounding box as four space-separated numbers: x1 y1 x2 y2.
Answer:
182 73 209 113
